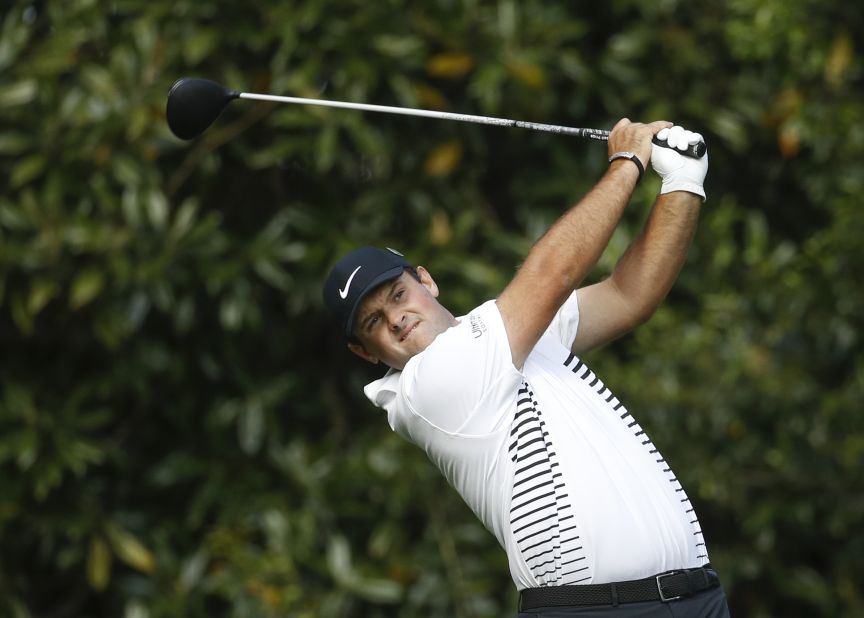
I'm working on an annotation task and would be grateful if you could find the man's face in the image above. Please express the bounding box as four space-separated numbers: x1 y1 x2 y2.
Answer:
348 267 456 370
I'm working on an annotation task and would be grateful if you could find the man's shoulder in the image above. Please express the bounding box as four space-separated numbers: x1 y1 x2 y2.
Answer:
364 367 400 402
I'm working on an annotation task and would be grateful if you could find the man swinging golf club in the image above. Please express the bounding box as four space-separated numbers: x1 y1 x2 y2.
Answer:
323 119 730 617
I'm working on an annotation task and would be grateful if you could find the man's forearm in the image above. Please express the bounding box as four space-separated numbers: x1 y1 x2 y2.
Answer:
497 162 639 367
608 191 700 321
527 161 640 291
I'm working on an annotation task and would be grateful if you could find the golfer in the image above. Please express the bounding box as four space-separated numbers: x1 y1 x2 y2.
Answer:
323 119 729 617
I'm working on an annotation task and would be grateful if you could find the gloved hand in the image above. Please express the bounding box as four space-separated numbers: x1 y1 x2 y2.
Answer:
651 126 708 201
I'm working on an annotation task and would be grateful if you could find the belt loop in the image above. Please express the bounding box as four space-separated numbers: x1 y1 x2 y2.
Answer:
610 582 619 607
701 567 710 589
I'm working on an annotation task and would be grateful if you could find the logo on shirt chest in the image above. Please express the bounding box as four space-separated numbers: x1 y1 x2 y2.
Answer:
470 314 487 339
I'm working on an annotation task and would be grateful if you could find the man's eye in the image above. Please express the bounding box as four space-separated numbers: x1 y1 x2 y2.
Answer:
367 315 379 330
395 290 404 300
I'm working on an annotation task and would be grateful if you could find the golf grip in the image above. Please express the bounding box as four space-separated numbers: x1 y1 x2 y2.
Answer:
471 120 705 159
652 135 707 159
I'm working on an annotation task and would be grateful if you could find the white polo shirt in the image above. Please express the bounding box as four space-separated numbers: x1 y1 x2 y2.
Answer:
364 294 709 590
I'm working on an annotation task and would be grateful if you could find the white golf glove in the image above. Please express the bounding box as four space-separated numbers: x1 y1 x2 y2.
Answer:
651 126 708 201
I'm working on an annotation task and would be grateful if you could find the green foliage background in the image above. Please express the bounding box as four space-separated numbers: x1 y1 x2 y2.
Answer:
1 0 862 616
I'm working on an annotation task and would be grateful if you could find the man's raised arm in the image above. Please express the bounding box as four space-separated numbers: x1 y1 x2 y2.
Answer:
571 126 709 354
496 118 671 369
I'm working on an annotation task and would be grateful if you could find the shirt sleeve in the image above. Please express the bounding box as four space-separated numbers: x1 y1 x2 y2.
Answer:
545 290 580 350
399 299 523 435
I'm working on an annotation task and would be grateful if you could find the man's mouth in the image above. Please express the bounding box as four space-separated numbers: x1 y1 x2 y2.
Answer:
400 321 419 342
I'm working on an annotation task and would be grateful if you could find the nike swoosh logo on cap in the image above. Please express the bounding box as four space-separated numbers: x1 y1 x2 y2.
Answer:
338 266 362 299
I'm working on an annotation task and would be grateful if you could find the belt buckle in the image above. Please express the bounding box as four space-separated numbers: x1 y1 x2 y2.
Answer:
656 572 682 602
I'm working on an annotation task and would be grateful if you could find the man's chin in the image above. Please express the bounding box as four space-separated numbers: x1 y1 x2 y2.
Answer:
387 346 423 371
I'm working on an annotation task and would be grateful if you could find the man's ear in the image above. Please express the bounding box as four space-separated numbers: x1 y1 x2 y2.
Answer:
415 265 439 298
348 341 379 364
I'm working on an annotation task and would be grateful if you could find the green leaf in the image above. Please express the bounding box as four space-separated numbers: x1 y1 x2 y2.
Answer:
0 200 30 229
254 258 292 291
178 550 209 592
28 279 59 316
87 537 112 591
0 133 31 154
169 198 199 241
146 190 168 230
14 430 39 471
57 438 104 476
10 155 45 188
33 460 63 501
350 577 402 603
70 269 105 309
315 123 338 172
112 155 141 187
238 400 264 455
183 30 218 64
106 523 156 574
219 296 243 330
327 535 354 584
0 79 36 107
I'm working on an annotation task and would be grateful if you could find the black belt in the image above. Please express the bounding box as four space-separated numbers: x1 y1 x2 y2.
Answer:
519 566 721 611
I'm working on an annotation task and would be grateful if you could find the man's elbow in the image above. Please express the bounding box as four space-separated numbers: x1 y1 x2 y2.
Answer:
608 280 665 330
628 293 668 329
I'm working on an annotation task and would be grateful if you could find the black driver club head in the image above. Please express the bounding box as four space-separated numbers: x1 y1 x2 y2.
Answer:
166 78 239 140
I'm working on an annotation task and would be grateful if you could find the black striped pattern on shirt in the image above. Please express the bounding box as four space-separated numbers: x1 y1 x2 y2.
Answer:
509 381 590 586
562 353 709 561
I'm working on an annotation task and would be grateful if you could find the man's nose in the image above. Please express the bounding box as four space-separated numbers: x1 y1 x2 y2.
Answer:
388 312 405 332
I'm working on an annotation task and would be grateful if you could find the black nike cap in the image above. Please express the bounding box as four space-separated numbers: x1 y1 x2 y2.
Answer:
323 247 413 341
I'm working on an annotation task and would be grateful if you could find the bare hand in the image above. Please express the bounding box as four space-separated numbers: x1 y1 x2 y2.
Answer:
608 119 672 169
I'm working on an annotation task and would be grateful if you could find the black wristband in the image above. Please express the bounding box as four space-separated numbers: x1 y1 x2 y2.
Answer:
608 151 644 182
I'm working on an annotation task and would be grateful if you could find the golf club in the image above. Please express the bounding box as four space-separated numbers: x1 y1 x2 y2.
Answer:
166 77 707 158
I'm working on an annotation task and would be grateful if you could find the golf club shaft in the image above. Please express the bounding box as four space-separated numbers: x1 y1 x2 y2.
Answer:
237 92 610 141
